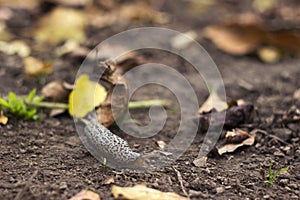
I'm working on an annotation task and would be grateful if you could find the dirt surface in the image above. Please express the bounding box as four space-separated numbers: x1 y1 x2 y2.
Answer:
1 1 300 199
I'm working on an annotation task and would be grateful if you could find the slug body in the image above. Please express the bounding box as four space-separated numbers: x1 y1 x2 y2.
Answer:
84 121 140 167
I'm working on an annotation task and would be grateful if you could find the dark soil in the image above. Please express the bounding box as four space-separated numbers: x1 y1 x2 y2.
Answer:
1 1 300 199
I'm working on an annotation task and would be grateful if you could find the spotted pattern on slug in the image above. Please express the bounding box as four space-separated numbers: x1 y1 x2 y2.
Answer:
84 121 140 163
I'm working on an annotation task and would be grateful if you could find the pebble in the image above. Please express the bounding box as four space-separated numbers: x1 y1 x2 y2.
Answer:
215 187 224 194
279 179 289 185
263 195 270 199
273 151 285 157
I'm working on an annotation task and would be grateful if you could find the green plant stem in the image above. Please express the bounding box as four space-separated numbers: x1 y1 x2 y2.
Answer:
27 99 170 110
27 102 69 109
128 99 170 109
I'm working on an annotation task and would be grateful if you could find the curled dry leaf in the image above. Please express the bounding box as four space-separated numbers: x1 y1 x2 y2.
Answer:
41 80 69 102
111 184 188 200
102 177 114 185
198 91 227 114
0 108 8 125
225 129 249 143
69 190 100 200
23 56 52 77
34 7 87 44
217 131 256 155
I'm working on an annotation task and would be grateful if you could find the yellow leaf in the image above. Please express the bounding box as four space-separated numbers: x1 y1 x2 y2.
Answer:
69 74 107 118
0 109 8 125
111 184 188 200
34 7 87 44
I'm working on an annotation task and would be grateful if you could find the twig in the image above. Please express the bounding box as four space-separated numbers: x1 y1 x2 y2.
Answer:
172 167 189 198
128 99 170 109
28 99 170 110
253 129 289 146
14 170 38 200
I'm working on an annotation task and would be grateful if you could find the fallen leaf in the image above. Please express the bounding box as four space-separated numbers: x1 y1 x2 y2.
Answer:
0 108 8 125
41 80 69 102
55 40 80 57
50 0 91 7
102 177 114 185
0 40 30 57
171 30 198 49
203 23 264 55
49 108 66 117
23 56 52 77
34 7 87 44
111 184 188 200
293 88 300 102
69 190 100 200
225 129 249 143
69 74 107 118
198 91 227 114
157 140 167 149
193 156 207 167
88 2 169 28
0 0 40 9
0 23 12 41
258 46 280 63
252 0 276 13
217 131 256 155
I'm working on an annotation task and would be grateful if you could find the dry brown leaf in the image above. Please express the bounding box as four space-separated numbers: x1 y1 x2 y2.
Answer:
23 57 52 77
50 0 92 7
0 0 40 9
41 80 69 102
102 177 114 185
203 23 265 55
198 91 227 114
88 2 169 28
69 190 100 200
111 184 188 200
49 108 66 117
34 7 87 44
217 131 256 155
225 129 249 143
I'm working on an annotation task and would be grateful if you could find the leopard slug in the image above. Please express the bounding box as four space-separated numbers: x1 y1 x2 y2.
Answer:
81 119 173 170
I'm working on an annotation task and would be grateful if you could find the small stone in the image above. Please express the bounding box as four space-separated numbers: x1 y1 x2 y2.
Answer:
279 179 289 185
59 182 68 190
215 186 224 194
273 151 285 157
293 89 300 102
263 195 270 199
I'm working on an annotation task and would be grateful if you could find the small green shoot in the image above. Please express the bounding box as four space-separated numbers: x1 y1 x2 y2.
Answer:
103 157 107 169
266 165 289 186
0 89 44 120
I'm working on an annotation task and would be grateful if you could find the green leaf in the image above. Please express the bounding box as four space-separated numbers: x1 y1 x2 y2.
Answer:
32 96 44 103
269 165 273 185
26 88 36 103
274 167 289 179
8 92 17 106
25 109 37 120
0 98 9 108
